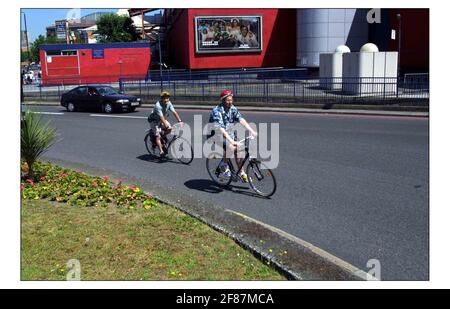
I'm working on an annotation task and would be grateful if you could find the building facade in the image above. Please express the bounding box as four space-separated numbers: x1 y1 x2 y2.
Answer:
163 8 428 73
39 42 151 86
165 9 297 70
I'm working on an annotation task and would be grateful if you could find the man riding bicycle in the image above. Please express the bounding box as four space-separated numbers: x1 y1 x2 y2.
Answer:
208 90 257 182
147 91 183 157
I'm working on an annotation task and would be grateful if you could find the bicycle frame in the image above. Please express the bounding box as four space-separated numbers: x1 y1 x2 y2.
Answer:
219 136 256 181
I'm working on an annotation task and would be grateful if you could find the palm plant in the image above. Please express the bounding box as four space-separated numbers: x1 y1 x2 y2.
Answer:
21 110 57 179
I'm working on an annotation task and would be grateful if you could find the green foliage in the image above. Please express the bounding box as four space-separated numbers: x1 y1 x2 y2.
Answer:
30 35 64 63
95 13 139 43
21 51 30 62
21 111 57 178
21 161 157 210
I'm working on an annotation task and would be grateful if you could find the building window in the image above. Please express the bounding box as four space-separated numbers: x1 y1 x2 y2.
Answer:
46 50 62 56
62 50 77 56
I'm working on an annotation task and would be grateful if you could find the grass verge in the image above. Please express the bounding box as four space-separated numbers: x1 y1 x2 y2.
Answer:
21 162 285 281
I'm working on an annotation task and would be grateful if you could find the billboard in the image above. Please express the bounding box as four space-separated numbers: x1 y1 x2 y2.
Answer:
194 16 262 53
55 20 67 40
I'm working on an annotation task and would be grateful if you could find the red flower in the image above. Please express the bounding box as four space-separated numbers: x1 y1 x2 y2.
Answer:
26 179 33 183
102 176 110 181
20 185 25 191
40 176 46 181
91 182 98 187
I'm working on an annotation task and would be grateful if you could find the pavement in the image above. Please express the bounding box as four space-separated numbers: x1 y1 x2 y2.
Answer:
22 100 429 118
24 105 429 280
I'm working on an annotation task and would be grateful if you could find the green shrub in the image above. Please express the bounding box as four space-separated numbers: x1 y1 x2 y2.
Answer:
21 111 57 179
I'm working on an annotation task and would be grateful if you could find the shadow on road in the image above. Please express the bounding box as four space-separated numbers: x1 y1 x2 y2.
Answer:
136 154 185 165
184 179 269 199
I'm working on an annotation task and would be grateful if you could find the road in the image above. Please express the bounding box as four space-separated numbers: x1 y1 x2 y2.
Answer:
25 105 429 280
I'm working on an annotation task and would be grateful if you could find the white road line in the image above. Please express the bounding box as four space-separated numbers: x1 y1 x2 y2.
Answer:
29 112 65 115
89 114 147 119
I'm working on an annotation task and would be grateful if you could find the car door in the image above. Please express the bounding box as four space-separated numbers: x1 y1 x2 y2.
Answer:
87 86 102 111
75 86 88 110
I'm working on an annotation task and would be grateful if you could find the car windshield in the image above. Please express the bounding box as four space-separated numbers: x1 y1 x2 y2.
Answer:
97 87 119 95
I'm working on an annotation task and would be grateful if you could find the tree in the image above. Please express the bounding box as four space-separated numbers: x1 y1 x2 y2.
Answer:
96 13 139 43
21 110 57 179
30 35 63 63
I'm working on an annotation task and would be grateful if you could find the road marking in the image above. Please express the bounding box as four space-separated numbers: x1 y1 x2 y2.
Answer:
89 114 147 119
29 111 65 115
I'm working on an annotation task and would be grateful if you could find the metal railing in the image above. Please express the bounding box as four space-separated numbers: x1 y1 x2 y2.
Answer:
23 70 429 106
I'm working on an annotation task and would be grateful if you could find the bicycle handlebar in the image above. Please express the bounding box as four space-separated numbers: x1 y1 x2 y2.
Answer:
237 135 255 145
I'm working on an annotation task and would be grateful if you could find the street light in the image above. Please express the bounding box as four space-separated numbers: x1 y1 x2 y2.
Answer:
396 13 402 97
157 32 163 92
118 59 123 92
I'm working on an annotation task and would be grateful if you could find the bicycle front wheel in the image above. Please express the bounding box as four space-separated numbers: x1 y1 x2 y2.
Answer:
247 160 277 198
169 136 194 165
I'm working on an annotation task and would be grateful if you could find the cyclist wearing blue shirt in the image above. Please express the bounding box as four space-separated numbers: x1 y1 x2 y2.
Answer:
209 90 257 182
148 91 183 156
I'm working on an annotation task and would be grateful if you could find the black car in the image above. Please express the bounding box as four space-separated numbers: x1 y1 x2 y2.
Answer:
60 85 142 113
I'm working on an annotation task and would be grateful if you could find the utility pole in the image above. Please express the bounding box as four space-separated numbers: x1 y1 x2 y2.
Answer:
141 10 145 39
158 32 163 92
396 13 402 98
397 14 402 78
118 59 123 92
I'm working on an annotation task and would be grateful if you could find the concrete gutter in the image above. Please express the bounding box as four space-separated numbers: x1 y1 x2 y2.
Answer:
43 157 375 281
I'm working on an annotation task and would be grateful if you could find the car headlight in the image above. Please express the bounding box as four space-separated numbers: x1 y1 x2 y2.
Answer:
137 98 141 102
116 99 129 104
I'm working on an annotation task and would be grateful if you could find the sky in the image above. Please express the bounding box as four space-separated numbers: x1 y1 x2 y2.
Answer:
20 8 163 43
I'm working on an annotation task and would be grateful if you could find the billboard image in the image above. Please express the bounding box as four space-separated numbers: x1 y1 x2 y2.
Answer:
195 16 262 53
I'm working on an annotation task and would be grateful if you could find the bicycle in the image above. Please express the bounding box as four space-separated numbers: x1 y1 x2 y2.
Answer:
206 136 277 198
144 122 194 165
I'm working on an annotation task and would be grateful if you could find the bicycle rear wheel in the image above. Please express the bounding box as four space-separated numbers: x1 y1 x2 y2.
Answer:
144 133 160 157
206 153 232 186
247 160 277 197
169 136 194 165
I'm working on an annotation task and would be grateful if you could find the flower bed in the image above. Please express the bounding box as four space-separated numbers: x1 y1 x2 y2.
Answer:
21 161 157 209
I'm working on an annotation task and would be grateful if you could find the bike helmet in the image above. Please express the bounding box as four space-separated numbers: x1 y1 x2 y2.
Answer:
220 90 234 100
160 91 171 98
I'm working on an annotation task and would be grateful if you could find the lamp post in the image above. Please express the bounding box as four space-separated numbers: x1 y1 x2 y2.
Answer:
157 32 163 92
118 59 123 92
396 13 402 97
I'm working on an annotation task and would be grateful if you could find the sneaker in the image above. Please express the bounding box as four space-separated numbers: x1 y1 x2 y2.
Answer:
219 162 231 178
223 168 231 178
239 172 248 183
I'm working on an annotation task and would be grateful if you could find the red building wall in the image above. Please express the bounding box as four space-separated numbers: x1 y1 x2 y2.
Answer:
40 43 151 86
388 9 429 70
166 9 297 69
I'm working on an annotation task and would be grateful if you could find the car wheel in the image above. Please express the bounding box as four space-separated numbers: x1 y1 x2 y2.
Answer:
67 102 76 112
103 103 113 114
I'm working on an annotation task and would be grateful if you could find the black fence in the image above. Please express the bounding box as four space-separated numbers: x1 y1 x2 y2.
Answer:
23 70 429 106
146 67 309 82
